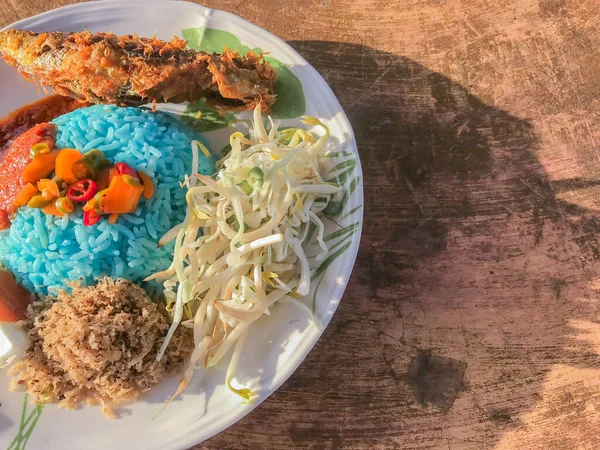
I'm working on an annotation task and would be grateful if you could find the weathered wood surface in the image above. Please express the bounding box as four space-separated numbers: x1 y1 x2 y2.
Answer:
4 1 600 448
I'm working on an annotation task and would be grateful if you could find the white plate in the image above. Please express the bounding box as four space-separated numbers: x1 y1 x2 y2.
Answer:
0 2 363 449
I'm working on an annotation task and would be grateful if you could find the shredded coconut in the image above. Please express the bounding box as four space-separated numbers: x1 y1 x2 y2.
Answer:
8 278 193 417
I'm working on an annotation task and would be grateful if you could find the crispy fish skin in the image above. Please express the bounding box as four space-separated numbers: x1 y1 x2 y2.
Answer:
0 30 277 111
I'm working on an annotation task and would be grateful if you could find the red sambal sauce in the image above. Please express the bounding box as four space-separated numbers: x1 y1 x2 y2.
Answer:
0 123 55 229
0 95 86 230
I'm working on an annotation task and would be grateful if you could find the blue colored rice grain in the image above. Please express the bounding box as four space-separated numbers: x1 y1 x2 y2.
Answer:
121 214 145 225
72 136 84 151
97 141 121 152
0 105 213 294
83 137 106 152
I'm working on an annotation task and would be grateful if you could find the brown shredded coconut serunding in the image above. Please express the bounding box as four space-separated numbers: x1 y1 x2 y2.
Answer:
8 278 192 417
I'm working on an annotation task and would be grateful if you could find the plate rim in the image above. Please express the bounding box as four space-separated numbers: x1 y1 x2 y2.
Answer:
1 1 364 448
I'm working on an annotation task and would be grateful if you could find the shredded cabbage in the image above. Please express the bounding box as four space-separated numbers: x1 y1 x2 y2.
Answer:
148 104 338 408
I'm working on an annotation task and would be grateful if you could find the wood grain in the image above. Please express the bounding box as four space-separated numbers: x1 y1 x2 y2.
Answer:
4 1 600 449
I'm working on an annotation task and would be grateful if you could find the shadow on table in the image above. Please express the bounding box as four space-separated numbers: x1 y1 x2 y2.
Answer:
202 40 600 449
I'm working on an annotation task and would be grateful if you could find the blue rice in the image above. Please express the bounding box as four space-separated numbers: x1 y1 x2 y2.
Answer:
0 105 213 295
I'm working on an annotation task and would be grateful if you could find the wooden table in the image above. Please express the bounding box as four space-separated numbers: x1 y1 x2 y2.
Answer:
4 1 600 448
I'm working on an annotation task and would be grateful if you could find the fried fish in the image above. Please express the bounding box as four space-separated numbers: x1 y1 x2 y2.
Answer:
0 30 277 111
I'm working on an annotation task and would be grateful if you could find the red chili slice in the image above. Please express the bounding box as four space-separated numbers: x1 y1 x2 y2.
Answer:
114 162 138 178
66 179 98 203
84 209 102 226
